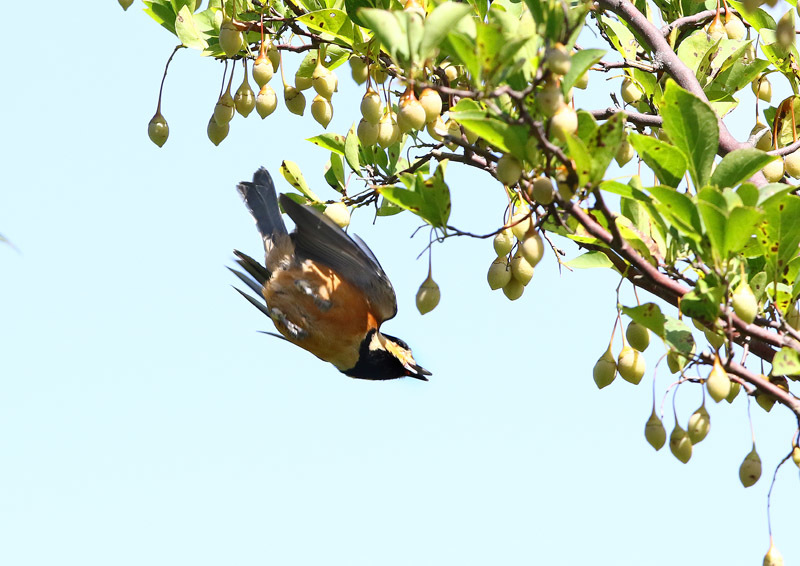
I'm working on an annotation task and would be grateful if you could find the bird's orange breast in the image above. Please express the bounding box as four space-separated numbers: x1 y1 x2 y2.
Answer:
262 260 379 371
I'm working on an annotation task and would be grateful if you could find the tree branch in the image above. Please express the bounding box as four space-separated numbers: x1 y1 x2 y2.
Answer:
596 0 745 158
661 9 716 36
590 107 663 128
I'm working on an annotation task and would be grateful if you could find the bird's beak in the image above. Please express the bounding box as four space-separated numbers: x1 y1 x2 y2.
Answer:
403 362 432 381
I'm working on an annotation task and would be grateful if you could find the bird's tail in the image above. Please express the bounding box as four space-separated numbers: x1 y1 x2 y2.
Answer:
231 168 287 321
236 167 287 250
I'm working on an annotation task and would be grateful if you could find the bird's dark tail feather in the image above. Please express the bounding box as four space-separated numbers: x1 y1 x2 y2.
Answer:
236 167 287 246
230 250 272 319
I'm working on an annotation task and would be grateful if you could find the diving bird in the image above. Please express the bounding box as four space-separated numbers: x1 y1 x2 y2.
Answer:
230 167 431 381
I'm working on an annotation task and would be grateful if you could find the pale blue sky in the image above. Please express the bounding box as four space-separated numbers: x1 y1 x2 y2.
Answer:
0 3 798 565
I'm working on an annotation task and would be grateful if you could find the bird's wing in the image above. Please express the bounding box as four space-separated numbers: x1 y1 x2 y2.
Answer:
279 194 398 323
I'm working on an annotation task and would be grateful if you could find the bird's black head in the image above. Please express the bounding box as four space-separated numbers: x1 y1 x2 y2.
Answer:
343 329 431 381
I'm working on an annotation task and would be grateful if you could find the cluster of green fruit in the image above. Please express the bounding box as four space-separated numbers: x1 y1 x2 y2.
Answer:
486 213 545 301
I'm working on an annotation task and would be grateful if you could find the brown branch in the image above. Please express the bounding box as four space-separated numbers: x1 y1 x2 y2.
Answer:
590 107 663 127
769 139 800 157
699 353 800 417
596 0 745 159
661 9 716 36
595 59 657 72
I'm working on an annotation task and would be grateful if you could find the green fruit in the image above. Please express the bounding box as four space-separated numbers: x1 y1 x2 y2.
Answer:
625 321 650 352
520 231 544 267
755 391 776 412
376 111 400 148
256 85 277 118
725 14 747 40
295 73 313 91
119 0 134 10
357 118 379 146
530 176 554 205
371 65 388 84
487 257 511 290
207 115 229 146
617 345 645 384
323 202 350 228
706 14 727 40
496 154 523 186
762 158 785 183
620 77 643 104
574 72 589 90
784 151 800 178
593 346 617 389
764 541 784 566
753 77 772 102
218 20 243 58
739 445 762 487
312 62 337 100
284 86 306 116
397 95 427 133
234 77 256 117
550 105 578 142
310 94 333 128
544 43 571 76
419 88 443 122
147 111 169 147
213 89 235 126
502 278 524 301
706 358 731 402
786 303 800 329
252 53 274 87
726 380 741 403
349 56 368 85
792 446 800 469
537 81 563 117
441 62 459 82
266 42 280 70
644 408 666 450
615 139 635 166
776 9 795 49
669 424 692 463
510 210 532 239
416 275 441 314
493 229 514 257
510 251 534 286
426 116 446 141
444 119 462 149
687 405 710 444
752 123 773 151
732 280 758 324
703 326 725 349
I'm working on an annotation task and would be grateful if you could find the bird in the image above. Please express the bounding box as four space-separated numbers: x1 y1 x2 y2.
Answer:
230 167 431 381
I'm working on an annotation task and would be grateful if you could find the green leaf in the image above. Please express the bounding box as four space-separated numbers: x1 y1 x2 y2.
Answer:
663 316 695 356
280 160 321 202
344 123 361 174
446 32 480 80
306 132 346 154
660 81 719 188
772 347 800 376
758 194 800 285
324 152 345 193
359 9 407 62
681 276 724 322
622 303 666 336
710 148 776 189
628 133 687 188
175 5 209 49
697 200 726 263
419 2 472 59
566 250 615 269
297 9 355 45
564 134 593 188
344 0 391 28
584 112 625 183
562 48 605 93
449 99 513 155
143 0 178 34
649 185 702 239
725 206 764 256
